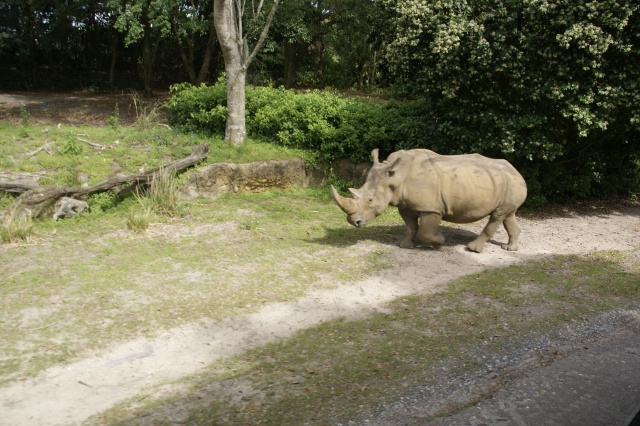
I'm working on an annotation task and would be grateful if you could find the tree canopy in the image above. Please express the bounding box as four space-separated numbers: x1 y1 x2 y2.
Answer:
1 0 638 201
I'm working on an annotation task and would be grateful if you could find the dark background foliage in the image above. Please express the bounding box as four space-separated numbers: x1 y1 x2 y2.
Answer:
2 0 639 206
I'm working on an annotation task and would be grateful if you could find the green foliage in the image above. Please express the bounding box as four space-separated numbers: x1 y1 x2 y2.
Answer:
107 103 120 129
88 190 119 213
381 0 640 204
168 83 639 204
169 83 408 164
167 82 228 135
59 137 83 156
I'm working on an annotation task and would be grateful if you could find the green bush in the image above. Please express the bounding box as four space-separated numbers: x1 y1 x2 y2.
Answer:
381 0 640 206
168 83 408 164
167 83 640 206
167 82 228 135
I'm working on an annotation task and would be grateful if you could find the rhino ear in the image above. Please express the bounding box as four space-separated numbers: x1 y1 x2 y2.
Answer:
371 149 380 165
348 188 362 199
385 157 402 177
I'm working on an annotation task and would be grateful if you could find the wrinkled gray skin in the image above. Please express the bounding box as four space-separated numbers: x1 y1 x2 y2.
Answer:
331 149 528 253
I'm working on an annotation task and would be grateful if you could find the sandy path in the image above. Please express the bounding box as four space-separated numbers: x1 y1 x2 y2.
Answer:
1 208 639 426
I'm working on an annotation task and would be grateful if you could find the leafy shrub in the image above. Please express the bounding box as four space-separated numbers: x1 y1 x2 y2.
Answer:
60 137 83 156
167 82 228 135
167 83 640 206
168 83 395 164
88 190 119 213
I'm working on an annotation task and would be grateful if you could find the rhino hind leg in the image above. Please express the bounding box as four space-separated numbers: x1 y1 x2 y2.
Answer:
467 214 504 253
500 212 521 251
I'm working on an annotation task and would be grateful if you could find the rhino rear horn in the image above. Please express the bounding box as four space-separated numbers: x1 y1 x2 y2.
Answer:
348 188 362 199
331 185 357 214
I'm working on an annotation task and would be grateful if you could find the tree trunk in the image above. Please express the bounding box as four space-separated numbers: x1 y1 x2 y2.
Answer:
225 62 247 146
141 25 154 97
140 2 160 98
176 42 197 84
195 28 216 86
214 0 279 146
109 33 118 86
283 41 302 89
369 50 377 87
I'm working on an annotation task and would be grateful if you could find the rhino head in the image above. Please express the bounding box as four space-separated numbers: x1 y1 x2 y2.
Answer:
331 149 399 228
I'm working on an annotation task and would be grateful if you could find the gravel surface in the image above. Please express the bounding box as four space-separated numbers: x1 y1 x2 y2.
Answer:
345 309 640 426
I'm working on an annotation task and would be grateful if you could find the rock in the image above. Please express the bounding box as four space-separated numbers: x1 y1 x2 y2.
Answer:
53 197 89 221
181 157 372 199
182 157 327 198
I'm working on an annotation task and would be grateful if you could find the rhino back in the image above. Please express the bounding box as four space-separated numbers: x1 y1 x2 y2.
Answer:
398 153 527 223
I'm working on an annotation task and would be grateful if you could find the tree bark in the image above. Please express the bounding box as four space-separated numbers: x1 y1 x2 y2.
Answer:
140 1 161 98
283 41 304 89
1 143 209 219
109 34 118 86
214 0 279 146
195 28 217 86
224 61 247 146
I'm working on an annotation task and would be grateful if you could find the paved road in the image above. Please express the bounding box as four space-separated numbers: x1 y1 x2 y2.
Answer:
430 331 640 426
354 311 640 426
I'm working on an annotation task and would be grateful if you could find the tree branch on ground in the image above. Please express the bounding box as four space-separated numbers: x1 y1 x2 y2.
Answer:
1 143 209 219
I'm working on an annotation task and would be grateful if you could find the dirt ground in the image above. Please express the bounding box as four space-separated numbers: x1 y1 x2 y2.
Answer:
0 91 169 126
1 208 638 426
1 92 639 425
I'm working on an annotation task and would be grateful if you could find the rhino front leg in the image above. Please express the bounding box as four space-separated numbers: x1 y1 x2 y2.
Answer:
417 212 445 248
398 208 419 249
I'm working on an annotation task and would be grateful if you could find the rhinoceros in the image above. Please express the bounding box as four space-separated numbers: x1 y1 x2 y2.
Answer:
331 149 527 253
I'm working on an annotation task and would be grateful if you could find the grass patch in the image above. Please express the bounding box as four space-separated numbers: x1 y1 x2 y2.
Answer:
0 122 305 190
0 187 398 385
0 207 33 243
99 251 640 425
126 205 152 232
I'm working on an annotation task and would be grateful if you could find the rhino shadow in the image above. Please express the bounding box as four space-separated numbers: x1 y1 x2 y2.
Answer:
309 224 483 250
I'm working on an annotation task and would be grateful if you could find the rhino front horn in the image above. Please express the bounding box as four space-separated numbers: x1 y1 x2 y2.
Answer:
371 149 380 165
331 185 356 215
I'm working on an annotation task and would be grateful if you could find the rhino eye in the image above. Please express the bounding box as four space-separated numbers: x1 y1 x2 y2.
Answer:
388 171 395 177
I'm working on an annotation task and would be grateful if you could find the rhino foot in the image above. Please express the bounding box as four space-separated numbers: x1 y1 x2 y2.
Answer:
501 243 519 251
467 240 485 253
399 239 416 249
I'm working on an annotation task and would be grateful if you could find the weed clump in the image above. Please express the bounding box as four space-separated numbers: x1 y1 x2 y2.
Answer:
126 170 186 232
126 205 151 232
0 207 33 243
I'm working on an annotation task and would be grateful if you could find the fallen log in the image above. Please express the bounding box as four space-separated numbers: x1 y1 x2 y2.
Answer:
2 142 209 219
0 182 40 193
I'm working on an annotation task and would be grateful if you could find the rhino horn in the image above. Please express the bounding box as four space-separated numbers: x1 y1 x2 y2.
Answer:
348 188 362 199
371 149 380 165
331 185 357 214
